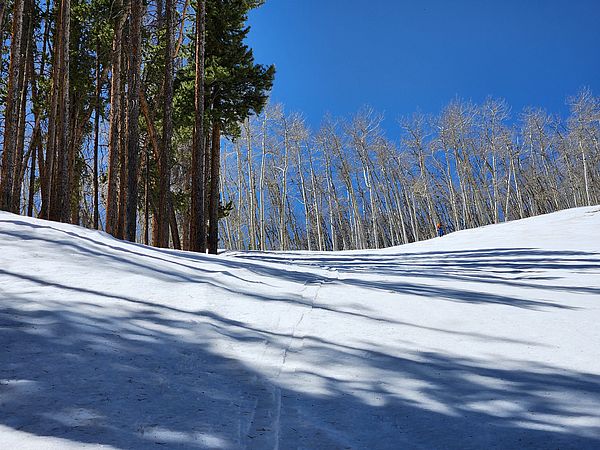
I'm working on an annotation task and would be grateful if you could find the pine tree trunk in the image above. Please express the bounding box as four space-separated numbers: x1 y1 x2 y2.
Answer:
37 0 51 217
11 16 31 214
190 0 206 252
158 0 174 247
169 195 181 249
69 109 84 225
106 0 124 235
27 36 41 219
208 121 221 254
144 143 150 245
27 142 37 216
12 0 35 214
125 0 143 242
117 74 127 239
93 41 101 229
0 2 6 35
49 0 71 223
0 0 25 212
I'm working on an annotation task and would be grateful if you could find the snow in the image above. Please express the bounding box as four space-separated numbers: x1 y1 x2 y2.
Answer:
1 206 600 449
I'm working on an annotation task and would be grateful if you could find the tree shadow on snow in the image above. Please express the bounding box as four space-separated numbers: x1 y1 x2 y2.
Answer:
1 284 600 448
1 218 600 448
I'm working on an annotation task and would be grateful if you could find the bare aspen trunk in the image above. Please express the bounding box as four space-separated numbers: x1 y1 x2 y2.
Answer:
580 140 592 206
259 113 268 250
394 184 409 244
295 141 311 250
279 123 289 250
440 148 459 230
504 151 512 221
336 150 363 248
322 140 339 250
308 147 324 251
219 156 233 249
245 120 257 249
491 151 500 223
235 140 245 248
511 156 524 219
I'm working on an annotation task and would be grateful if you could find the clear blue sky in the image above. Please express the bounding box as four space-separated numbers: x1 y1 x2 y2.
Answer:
247 0 600 133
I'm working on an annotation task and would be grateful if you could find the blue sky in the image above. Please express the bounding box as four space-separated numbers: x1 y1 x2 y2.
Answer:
247 0 600 134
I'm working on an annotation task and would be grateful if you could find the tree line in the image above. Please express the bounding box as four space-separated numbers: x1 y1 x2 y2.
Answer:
0 0 274 254
1 2 598 253
220 92 599 251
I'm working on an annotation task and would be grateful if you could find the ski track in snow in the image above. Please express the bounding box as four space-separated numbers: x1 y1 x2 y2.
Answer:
1 207 600 449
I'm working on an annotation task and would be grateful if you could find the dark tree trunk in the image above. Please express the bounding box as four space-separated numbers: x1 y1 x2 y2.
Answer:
117 67 127 240
93 41 101 229
26 10 42 218
11 1 32 213
27 143 37 217
106 0 124 236
144 143 150 245
125 0 143 242
0 2 6 35
169 196 181 250
204 131 211 248
0 0 25 212
38 0 52 217
68 104 81 225
49 0 71 223
208 121 221 254
190 0 206 252
159 0 174 247
11 0 34 214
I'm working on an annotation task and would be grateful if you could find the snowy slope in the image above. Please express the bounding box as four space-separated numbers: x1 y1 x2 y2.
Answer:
1 207 600 449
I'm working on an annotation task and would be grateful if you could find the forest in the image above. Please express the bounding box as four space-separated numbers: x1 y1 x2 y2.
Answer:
0 0 274 254
0 0 599 252
223 93 600 251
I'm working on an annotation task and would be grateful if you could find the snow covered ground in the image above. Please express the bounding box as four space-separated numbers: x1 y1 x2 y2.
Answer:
1 206 599 449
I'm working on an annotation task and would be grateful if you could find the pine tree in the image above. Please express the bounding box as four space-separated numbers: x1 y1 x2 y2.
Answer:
204 0 275 253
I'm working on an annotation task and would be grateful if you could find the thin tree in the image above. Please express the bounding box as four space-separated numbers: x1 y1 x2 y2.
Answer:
125 0 143 242
158 0 174 248
106 0 125 236
190 0 206 252
93 40 101 229
0 0 25 212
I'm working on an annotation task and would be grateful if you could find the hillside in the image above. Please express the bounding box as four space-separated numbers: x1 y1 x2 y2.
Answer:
1 207 599 449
